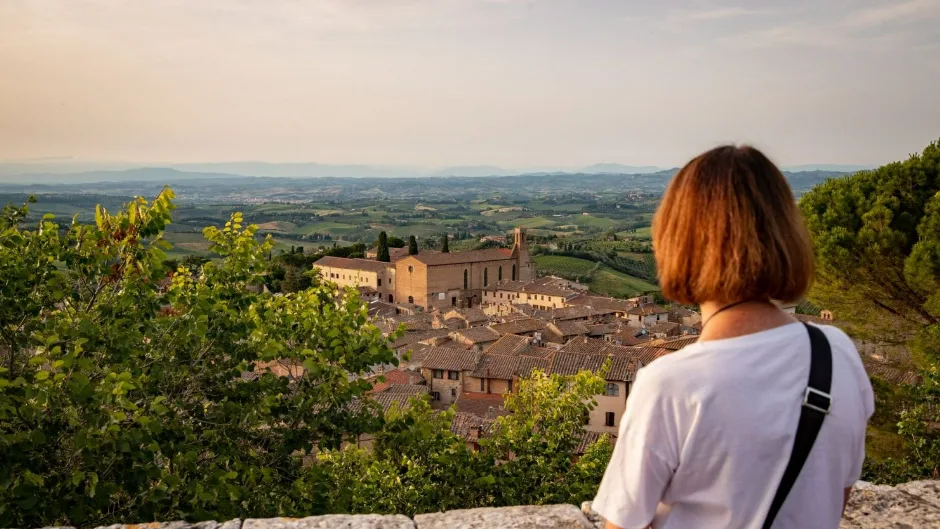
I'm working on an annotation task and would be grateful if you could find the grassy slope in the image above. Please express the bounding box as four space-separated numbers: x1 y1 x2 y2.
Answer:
534 255 658 298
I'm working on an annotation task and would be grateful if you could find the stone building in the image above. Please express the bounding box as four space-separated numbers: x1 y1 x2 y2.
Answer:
314 228 535 311
392 228 535 310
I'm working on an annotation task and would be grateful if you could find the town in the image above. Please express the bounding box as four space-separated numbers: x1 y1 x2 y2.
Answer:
306 226 831 452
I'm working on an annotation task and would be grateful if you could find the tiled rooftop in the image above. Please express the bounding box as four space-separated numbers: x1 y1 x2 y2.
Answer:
423 346 481 371
314 256 393 273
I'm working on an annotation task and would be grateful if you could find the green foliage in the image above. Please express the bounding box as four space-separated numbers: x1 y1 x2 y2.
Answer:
376 232 390 262
0 191 397 527
801 139 940 483
800 139 939 360
408 235 418 256
387 236 406 248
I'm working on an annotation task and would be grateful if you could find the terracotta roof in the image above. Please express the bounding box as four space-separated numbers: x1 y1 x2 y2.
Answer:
423 346 480 371
490 318 546 336
606 356 635 382
628 303 670 316
547 305 611 321
550 320 591 338
567 295 638 313
446 307 489 324
658 336 699 351
402 343 432 368
450 412 497 441
388 329 450 349
523 346 556 358
586 323 620 336
794 313 831 326
472 354 520 379
314 256 393 273
864 362 921 385
370 368 426 393
484 280 528 293
364 386 429 414
453 326 502 344
369 301 399 319
561 337 611 356
629 346 672 365
454 392 509 418
499 312 530 322
576 431 615 455
485 334 531 356
517 355 551 377
647 321 681 334
609 329 645 346
407 248 513 266
549 352 608 376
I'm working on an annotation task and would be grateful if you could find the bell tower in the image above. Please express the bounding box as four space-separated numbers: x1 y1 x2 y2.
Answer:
511 227 535 282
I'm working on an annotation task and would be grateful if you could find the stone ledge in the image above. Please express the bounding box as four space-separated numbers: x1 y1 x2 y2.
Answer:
35 481 940 529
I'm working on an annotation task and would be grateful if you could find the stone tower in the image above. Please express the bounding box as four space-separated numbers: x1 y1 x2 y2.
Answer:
511 227 535 282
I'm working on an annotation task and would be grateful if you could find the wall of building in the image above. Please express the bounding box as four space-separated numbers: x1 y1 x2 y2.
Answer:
316 265 396 302
424 372 463 405
586 381 628 435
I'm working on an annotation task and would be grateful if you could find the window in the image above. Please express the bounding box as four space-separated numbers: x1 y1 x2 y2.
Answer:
606 383 619 396
377 278 382 287
451 388 457 398
448 370 459 380
507 378 513 392
512 264 517 281
452 296 457 306
605 412 615 427
408 296 414 304
433 369 444 379
388 294 394 303
484 268 488 287
464 269 468 289
408 265 414 273
500 293 503 299
431 391 440 401
480 378 485 391
498 266 503 281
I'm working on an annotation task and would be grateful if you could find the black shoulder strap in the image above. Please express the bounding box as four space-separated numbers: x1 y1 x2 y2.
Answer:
761 323 833 529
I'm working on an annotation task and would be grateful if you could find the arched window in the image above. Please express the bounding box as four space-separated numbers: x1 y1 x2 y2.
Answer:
512 264 517 281
463 269 468 289
483 268 488 287
408 296 414 304
498 266 503 281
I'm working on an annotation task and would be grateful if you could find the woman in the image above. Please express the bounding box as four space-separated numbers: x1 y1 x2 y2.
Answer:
592 146 873 529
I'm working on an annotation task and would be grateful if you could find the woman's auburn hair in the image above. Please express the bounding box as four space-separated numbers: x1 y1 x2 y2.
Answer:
652 145 814 306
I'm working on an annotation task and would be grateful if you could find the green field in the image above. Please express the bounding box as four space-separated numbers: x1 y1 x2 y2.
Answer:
534 255 658 298
589 266 659 298
534 255 599 277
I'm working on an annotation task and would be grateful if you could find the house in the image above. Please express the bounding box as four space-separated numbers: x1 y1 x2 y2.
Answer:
313 256 396 303
421 346 481 405
626 303 671 326
442 307 490 328
450 326 502 351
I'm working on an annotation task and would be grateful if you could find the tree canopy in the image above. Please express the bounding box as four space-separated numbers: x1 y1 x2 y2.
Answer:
0 190 612 526
408 235 419 256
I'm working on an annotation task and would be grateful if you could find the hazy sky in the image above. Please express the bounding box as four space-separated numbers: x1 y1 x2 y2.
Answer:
1 0 938 168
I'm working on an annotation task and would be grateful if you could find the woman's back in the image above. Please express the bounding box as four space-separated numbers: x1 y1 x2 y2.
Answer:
594 322 872 528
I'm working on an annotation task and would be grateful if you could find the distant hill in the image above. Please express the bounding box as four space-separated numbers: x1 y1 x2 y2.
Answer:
781 164 873 172
0 167 241 184
427 166 512 177
580 163 664 174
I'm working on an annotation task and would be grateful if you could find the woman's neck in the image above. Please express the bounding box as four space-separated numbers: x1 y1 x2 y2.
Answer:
698 300 796 342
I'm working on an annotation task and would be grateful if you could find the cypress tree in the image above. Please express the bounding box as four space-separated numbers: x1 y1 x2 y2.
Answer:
441 233 450 253
377 231 390 262
408 235 419 255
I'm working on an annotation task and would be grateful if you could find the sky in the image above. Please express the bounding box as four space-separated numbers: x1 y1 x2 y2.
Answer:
1 0 938 169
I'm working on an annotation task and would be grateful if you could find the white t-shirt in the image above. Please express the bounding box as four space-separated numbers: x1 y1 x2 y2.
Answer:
593 323 874 529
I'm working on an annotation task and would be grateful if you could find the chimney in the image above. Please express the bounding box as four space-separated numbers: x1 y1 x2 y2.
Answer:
487 406 495 419
469 426 481 440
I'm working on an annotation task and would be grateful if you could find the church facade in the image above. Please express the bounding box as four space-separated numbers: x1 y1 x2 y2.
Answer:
313 228 535 310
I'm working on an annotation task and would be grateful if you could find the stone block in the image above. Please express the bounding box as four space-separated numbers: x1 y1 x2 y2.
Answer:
242 515 413 529
896 480 940 511
414 504 592 529
840 482 940 528
95 520 241 529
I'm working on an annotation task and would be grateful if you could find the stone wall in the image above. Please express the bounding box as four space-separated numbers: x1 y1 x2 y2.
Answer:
43 481 940 529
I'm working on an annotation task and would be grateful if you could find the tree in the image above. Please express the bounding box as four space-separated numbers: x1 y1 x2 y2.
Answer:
408 235 419 256
0 191 397 527
801 139 940 483
800 139 939 361
441 233 450 253
375 232 391 262
387 236 406 248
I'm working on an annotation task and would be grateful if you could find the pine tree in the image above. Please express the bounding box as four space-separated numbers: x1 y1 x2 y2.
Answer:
376 231 391 262
408 235 419 255
441 233 450 253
